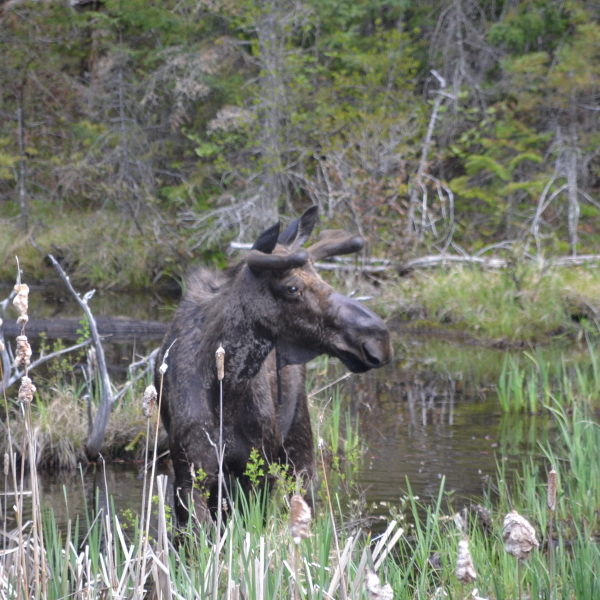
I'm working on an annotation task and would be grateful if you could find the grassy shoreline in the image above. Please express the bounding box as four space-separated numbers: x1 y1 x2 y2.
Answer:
5 211 600 345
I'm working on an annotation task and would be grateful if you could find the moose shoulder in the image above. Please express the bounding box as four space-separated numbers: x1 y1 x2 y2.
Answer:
156 206 392 523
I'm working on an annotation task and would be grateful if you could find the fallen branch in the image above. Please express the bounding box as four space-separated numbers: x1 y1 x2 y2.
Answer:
0 338 92 395
113 348 160 403
47 255 114 460
400 253 600 272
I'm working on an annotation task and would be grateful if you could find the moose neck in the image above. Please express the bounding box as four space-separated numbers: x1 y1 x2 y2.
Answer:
204 270 275 391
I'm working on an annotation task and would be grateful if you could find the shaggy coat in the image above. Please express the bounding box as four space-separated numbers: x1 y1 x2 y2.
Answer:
156 207 392 523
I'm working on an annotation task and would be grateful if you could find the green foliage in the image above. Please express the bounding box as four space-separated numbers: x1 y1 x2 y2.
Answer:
243 447 265 486
2 0 600 286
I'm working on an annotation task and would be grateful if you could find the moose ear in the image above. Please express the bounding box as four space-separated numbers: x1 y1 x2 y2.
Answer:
251 222 281 254
278 205 319 248
307 230 364 261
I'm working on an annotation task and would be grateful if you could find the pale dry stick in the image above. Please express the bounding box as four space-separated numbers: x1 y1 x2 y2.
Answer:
307 372 352 399
135 384 157 600
48 254 114 459
289 494 312 600
12 268 37 600
547 466 557 600
141 339 175 596
319 445 347 600
2 453 7 553
155 475 173 600
213 343 226 600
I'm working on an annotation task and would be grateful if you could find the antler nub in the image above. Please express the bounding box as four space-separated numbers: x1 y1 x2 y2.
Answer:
246 249 309 272
307 230 364 261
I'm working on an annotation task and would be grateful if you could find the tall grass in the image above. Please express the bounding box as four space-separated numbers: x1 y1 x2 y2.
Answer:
497 340 600 412
383 265 600 342
2 287 600 598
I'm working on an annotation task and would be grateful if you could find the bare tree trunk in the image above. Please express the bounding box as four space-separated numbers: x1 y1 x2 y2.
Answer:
17 105 28 234
117 32 144 235
405 71 449 240
48 255 114 460
567 146 579 256
256 0 288 223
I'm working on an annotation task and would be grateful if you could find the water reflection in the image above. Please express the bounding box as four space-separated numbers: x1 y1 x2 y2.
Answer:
2 329 552 529
332 342 550 514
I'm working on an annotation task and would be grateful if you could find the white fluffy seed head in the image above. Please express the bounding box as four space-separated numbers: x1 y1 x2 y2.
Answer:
502 510 539 560
13 335 32 369
18 376 36 403
13 284 29 326
290 494 311 544
455 538 477 583
365 570 394 600
215 344 225 380
142 385 158 418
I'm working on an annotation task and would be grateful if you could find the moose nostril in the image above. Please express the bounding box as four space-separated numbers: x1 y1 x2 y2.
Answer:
362 342 382 367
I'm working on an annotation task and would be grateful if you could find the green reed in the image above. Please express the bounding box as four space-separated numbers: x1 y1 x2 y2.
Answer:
497 341 600 412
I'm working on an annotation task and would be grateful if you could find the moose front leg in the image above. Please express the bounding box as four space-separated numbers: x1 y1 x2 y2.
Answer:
170 439 218 526
278 392 318 506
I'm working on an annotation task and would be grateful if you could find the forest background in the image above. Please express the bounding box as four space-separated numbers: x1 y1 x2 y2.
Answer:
1 0 600 290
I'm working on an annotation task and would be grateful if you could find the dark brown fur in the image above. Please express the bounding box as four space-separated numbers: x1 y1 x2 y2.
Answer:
156 210 392 523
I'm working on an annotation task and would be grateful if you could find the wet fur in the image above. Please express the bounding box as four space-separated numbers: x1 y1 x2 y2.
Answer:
156 265 315 523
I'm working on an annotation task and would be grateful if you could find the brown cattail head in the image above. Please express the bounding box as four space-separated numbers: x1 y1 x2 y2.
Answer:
215 344 225 381
502 510 539 560
18 376 36 403
290 494 311 544
365 571 394 600
13 283 29 327
13 335 32 369
142 385 158 418
456 538 477 584
547 466 557 512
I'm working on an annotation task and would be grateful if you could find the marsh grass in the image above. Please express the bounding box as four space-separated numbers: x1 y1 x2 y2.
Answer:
497 339 600 412
0 373 157 469
382 265 600 342
1 285 600 598
0 370 598 598
0 210 175 288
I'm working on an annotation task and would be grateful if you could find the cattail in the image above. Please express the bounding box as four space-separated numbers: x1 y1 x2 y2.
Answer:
17 376 36 404
455 538 477 584
365 570 393 600
4 453 9 476
215 344 225 380
13 335 32 369
12 283 29 326
474 504 492 533
0 318 4 353
547 467 557 512
142 385 158 418
502 510 539 560
289 494 312 544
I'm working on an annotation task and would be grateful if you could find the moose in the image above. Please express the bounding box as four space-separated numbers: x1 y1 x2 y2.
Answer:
156 206 392 523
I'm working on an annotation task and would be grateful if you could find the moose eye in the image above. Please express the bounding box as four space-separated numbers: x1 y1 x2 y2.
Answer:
287 285 299 295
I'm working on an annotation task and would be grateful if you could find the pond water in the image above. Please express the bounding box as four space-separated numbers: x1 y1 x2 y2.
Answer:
0 285 564 529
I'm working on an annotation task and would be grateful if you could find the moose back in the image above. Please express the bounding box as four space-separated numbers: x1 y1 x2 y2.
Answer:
156 206 392 523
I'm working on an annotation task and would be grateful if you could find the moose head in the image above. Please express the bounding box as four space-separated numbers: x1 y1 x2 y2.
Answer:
242 205 392 374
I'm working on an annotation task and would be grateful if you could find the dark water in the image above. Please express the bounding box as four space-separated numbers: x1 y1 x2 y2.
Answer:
1 286 554 526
